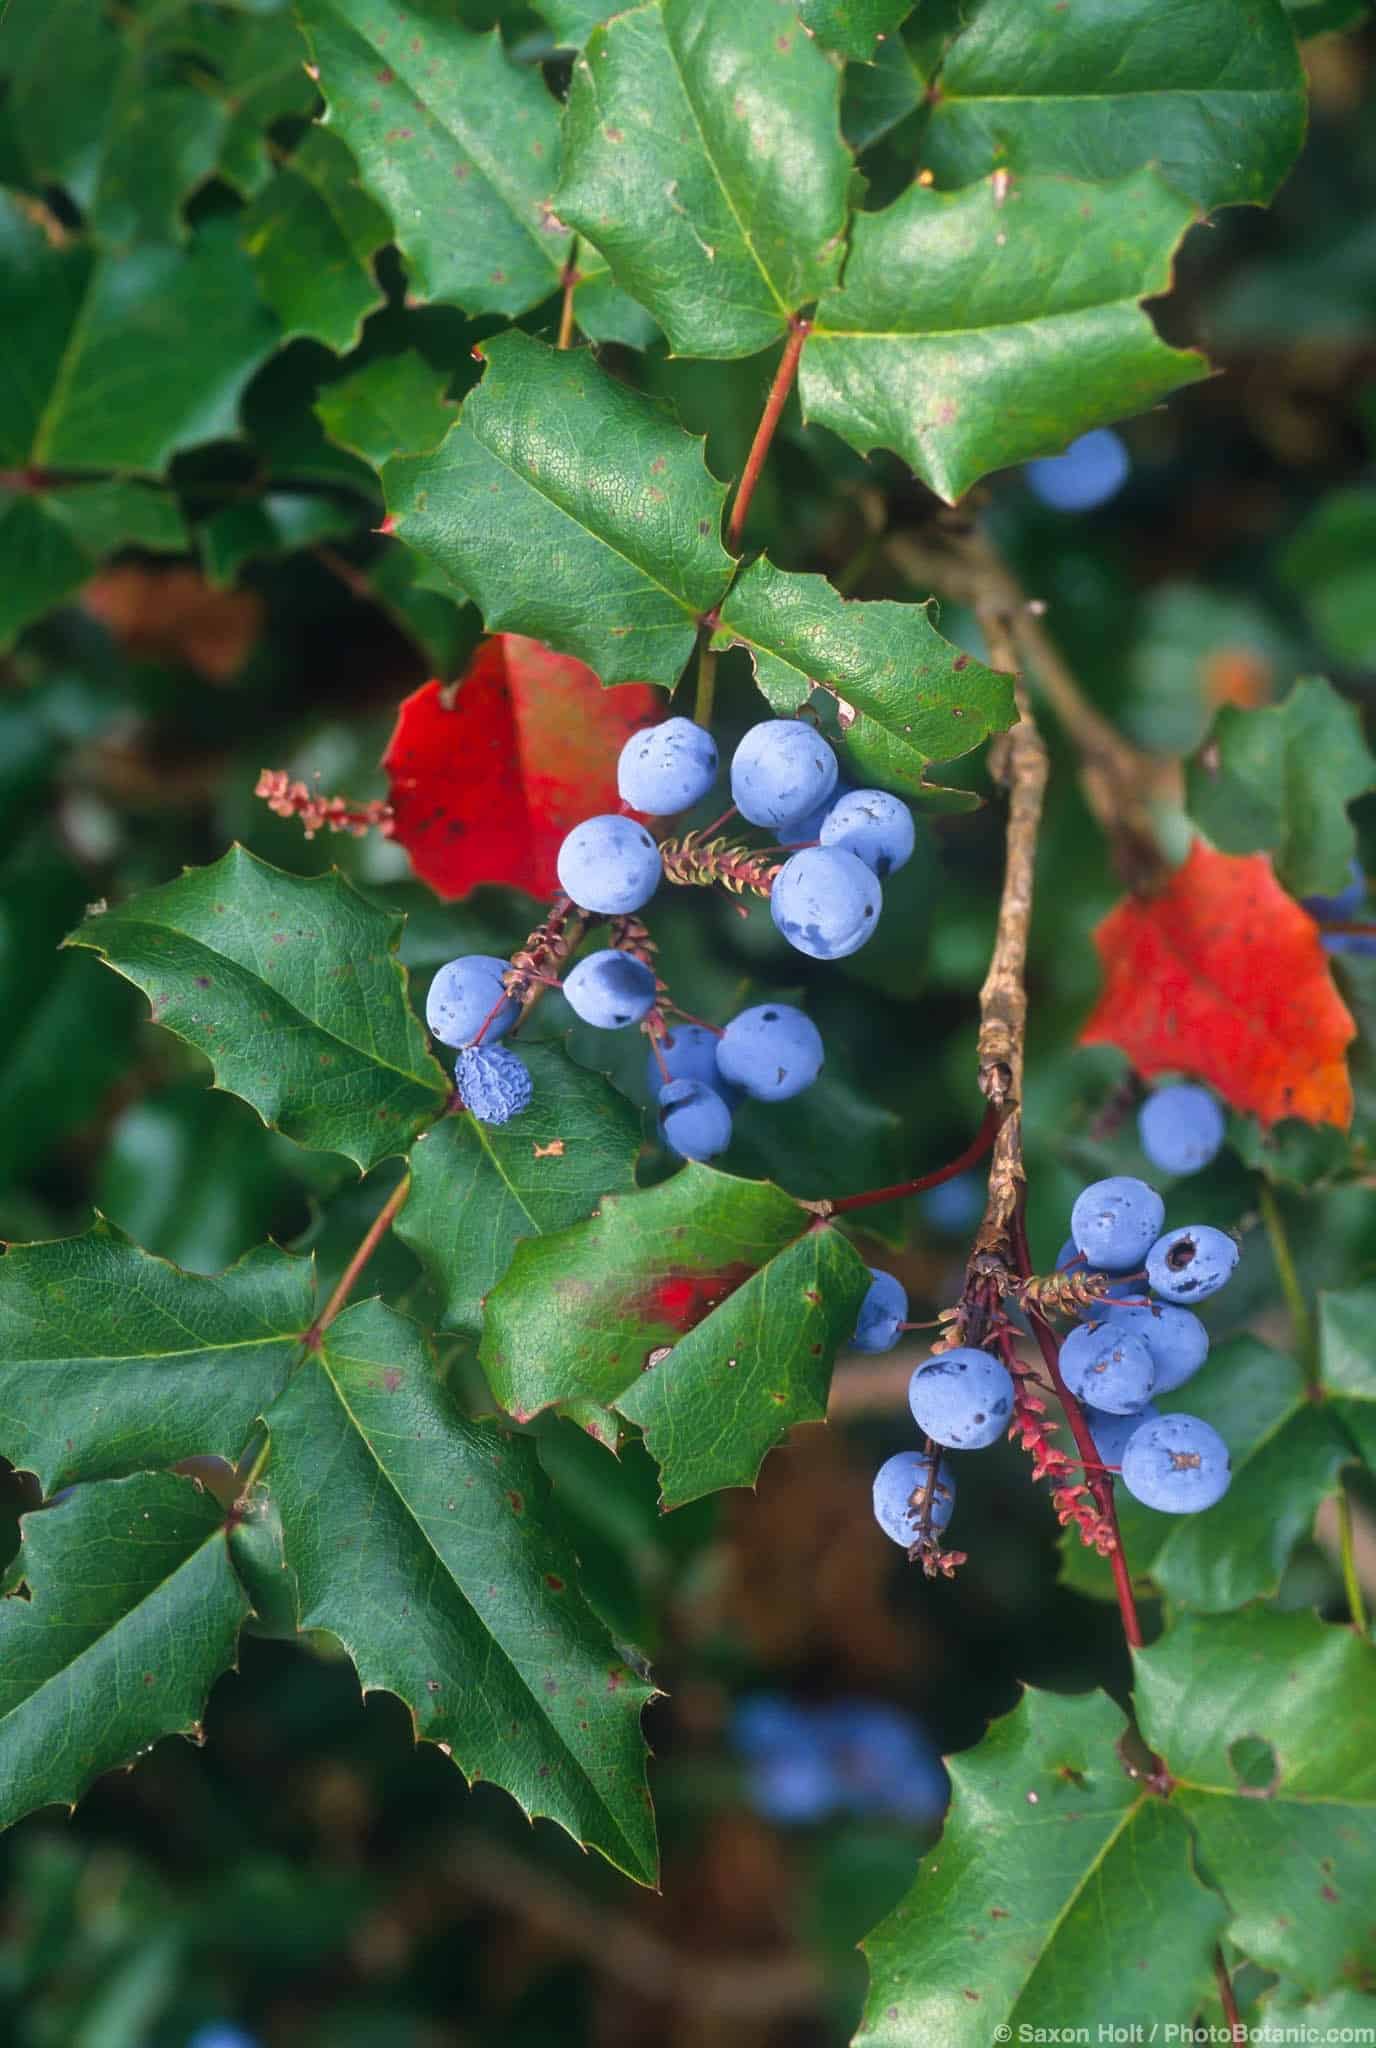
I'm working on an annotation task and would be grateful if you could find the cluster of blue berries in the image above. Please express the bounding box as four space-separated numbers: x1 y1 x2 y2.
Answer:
731 1693 948 1829
425 715 914 1155
863 1168 1243 1558
1055 1174 1239 1513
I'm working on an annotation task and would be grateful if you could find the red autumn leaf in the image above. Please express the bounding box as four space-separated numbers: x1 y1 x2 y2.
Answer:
1080 839 1355 1130
382 635 662 900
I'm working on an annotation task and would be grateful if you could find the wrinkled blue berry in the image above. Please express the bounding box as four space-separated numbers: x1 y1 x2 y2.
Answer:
457 1044 533 1125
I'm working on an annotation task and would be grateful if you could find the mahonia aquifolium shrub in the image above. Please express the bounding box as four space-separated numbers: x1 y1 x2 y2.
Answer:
425 718 907 1157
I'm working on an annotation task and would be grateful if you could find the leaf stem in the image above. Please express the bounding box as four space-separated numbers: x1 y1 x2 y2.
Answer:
1213 1946 1244 2039
1337 1485 1370 1636
304 1172 412 1350
826 1106 997 1215
694 634 718 729
727 315 810 553
557 253 581 350
1257 1182 1318 1389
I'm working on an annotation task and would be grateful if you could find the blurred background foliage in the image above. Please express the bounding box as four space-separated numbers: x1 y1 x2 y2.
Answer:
2 3 1376 2044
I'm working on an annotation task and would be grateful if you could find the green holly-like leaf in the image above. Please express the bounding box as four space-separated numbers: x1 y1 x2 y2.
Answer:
481 1165 870 1507
0 197 280 477
314 352 458 473
1318 1285 1376 1472
67 846 448 1171
799 169 1208 505
396 1045 641 1340
263 1299 658 1882
798 0 912 61
556 0 852 359
367 541 473 675
197 491 360 589
713 556 1015 797
1135 1608 1376 1995
1281 488 1376 667
2 0 228 246
1187 677 1376 898
0 1221 313 1492
1059 1337 1350 1612
858 1687 1226 2044
0 481 187 649
0 1472 247 1830
385 331 734 687
239 128 390 353
144 5 321 204
295 0 569 317
918 0 1305 214
535 0 613 44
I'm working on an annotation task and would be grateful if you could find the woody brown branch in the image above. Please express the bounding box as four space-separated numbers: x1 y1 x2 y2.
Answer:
887 516 1172 891
970 598 1047 1264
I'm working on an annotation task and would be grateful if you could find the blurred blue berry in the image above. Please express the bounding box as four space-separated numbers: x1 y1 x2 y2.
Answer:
1026 429 1129 512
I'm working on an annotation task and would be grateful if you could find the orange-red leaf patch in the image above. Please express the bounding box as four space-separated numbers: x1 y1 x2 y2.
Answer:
382 635 662 901
1080 840 1355 1129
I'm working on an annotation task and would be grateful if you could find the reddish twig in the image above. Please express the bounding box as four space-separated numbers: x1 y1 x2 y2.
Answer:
255 768 394 841
1213 1947 1244 2040
727 315 810 552
304 1174 412 1351
826 1106 997 1217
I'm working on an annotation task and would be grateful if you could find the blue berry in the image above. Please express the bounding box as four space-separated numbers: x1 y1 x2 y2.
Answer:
1026 428 1129 511
820 789 916 878
1086 1301 1208 1394
187 2030 261 2048
748 1747 839 1825
1086 1402 1160 1471
1070 1176 1165 1273
1059 1324 1155 1415
770 846 882 960
556 814 662 914
1303 860 1365 922
658 1078 732 1160
426 954 517 1047
1323 932 1376 957
617 716 718 816
1146 1225 1239 1303
456 1044 533 1125
731 719 838 828
853 1268 908 1353
775 779 851 846
645 1023 739 1105
716 1003 823 1101
816 1700 949 1824
908 1347 1014 1450
1138 1084 1225 1176
920 1171 984 1237
872 1451 955 1546
563 948 657 1029
1120 1413 1231 1514
731 1692 811 1761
